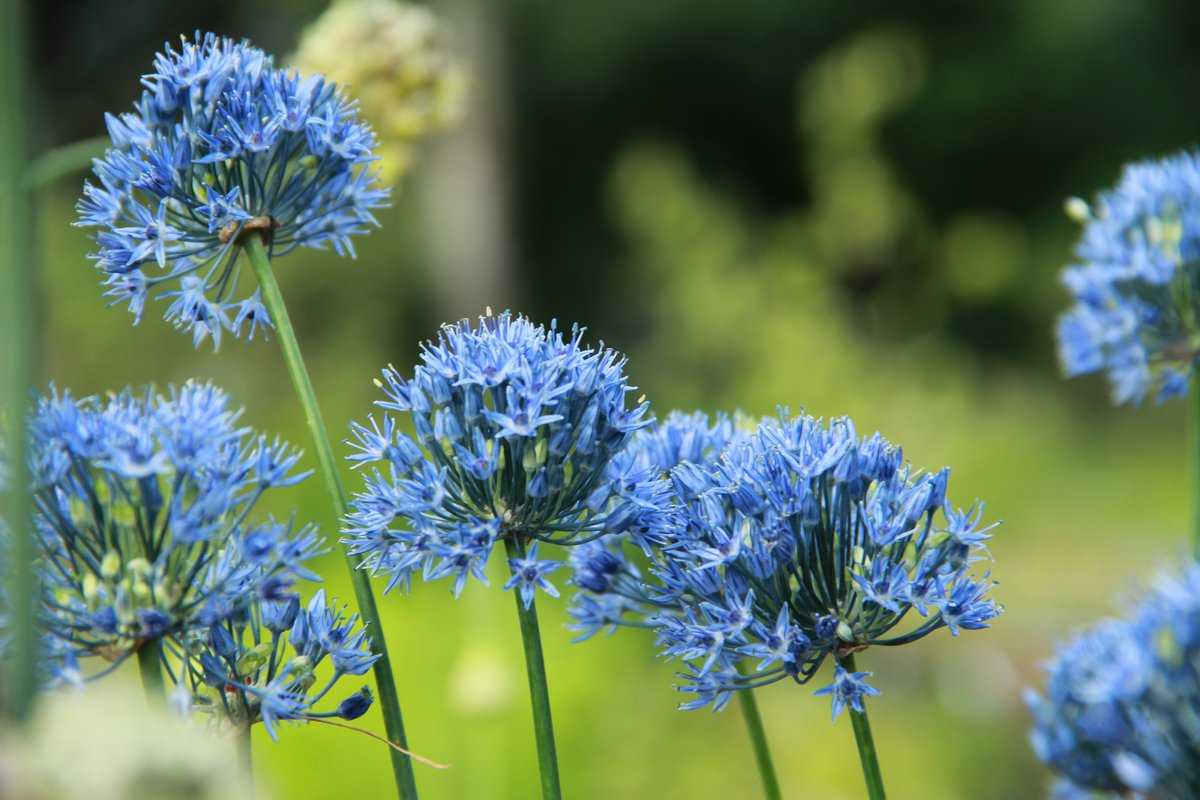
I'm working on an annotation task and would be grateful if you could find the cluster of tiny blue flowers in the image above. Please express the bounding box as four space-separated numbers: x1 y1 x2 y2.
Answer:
1057 151 1200 405
29 382 321 673
342 311 672 604
76 31 388 348
574 410 1001 717
174 589 378 739
567 410 747 639
1028 564 1200 799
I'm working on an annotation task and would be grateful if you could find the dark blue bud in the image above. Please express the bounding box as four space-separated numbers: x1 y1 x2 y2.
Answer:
90 606 119 634
814 614 839 641
263 596 301 633
137 608 171 639
208 624 237 658
337 688 374 720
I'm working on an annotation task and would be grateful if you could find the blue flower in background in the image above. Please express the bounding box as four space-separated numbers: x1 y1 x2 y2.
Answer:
178 590 379 739
1027 563 1200 799
75 32 388 348
342 310 672 603
572 409 1001 717
29 381 320 672
1057 151 1200 404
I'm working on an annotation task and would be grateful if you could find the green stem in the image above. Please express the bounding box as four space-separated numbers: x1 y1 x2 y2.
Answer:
243 235 419 800
503 536 562 800
1192 385 1200 557
0 0 38 725
736 687 782 800
838 654 887 800
136 639 166 703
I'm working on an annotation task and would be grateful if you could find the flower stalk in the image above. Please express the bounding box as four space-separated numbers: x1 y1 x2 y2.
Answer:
736 684 782 800
839 654 887 800
503 535 563 800
136 639 166 703
243 235 419 800
1192 384 1200 556
0 0 38 724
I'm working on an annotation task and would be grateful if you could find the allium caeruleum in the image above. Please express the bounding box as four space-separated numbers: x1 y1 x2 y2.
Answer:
575 410 1001 717
76 31 388 348
342 311 672 602
30 382 320 672
1057 151 1200 404
1028 564 1200 799
568 410 747 639
175 590 378 739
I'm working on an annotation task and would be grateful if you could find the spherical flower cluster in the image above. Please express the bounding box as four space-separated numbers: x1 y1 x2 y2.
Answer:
1028 564 1200 799
175 590 378 739
30 382 320 672
342 311 672 603
293 0 467 185
574 410 1001 717
1057 151 1200 405
76 31 389 348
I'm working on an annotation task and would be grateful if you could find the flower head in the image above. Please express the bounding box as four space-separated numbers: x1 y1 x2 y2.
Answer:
1057 151 1200 404
175 589 378 740
1028 563 1200 799
573 409 1001 717
292 0 467 185
29 382 319 669
76 31 389 348
342 310 670 603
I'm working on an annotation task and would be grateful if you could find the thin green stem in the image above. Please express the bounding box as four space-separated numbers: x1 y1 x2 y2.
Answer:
1192 385 1200 556
136 639 166 703
838 654 887 800
243 235 419 800
0 0 38 725
503 535 562 800
736 686 782 800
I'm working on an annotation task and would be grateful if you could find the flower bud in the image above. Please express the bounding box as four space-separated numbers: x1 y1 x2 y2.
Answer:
336 688 374 720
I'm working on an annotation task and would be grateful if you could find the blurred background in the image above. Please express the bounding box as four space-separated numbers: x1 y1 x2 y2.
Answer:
17 0 1200 796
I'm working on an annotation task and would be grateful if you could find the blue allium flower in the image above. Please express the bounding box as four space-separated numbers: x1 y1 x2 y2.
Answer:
342 311 672 604
75 32 388 348
174 590 379 739
29 382 320 672
504 543 562 609
572 410 1001 717
814 665 881 721
1027 563 1200 799
568 410 747 638
1057 151 1200 404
